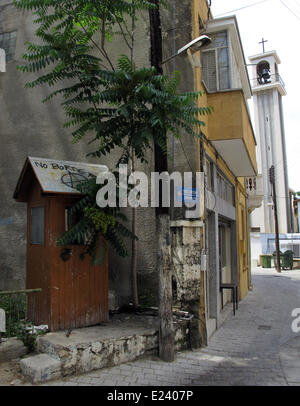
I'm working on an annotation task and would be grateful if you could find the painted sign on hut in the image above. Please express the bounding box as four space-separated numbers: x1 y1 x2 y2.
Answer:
13 157 109 331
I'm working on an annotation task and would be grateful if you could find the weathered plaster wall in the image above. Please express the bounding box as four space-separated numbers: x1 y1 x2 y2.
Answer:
171 221 206 348
0 1 157 303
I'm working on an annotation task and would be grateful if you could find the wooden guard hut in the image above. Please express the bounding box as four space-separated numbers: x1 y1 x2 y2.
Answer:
14 157 109 331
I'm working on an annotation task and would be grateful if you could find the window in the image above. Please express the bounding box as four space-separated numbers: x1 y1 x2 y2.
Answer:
0 31 17 61
204 158 214 191
220 226 227 268
31 207 45 245
217 171 235 206
202 31 230 92
65 207 79 232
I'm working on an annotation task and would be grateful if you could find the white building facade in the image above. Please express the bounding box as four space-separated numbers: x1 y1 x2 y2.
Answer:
247 50 292 264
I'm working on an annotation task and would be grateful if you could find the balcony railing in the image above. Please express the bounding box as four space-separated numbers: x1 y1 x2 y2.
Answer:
251 73 285 90
246 175 263 195
245 175 264 211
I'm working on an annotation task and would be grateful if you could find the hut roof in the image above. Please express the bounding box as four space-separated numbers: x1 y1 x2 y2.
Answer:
14 157 108 202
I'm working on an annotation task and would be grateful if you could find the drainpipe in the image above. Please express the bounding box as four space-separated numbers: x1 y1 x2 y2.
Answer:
170 0 176 221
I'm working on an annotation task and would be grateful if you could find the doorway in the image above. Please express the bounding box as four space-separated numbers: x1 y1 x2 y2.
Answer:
219 221 232 308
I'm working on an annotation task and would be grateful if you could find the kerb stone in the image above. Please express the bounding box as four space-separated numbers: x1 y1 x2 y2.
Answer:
0 337 27 362
20 354 61 383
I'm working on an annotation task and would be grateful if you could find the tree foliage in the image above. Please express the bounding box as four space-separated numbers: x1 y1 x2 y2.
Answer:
56 175 137 262
15 0 212 163
14 0 213 261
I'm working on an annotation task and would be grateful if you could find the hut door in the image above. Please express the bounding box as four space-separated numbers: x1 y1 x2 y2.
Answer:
49 199 108 331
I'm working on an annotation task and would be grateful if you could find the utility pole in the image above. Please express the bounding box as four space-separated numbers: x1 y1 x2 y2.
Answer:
149 0 175 362
269 165 281 273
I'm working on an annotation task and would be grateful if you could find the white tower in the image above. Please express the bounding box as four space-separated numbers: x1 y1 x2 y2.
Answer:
249 48 291 234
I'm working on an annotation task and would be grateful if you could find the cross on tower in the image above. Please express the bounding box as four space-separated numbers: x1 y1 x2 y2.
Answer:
259 37 268 53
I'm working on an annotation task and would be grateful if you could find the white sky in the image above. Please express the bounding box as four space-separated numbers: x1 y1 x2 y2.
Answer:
211 0 300 193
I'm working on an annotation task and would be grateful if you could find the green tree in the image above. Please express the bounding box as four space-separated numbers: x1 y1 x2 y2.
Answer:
14 0 213 306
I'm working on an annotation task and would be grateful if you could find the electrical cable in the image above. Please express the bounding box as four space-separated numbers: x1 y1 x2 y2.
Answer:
179 136 194 173
280 0 300 20
288 0 300 13
212 0 270 18
292 0 300 10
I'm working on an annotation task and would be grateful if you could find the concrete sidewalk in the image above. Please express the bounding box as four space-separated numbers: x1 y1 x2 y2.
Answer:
34 268 300 386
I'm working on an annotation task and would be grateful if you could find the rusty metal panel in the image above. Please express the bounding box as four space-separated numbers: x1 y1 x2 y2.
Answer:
25 180 109 331
48 198 109 331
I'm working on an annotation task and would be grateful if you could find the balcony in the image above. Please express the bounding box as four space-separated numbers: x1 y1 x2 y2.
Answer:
245 175 264 211
251 73 286 96
206 89 258 177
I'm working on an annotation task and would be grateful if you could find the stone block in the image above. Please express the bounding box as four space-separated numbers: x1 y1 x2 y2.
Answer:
0 337 27 362
20 354 61 383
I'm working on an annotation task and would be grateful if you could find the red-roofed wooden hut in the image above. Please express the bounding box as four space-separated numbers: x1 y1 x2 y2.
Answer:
14 157 109 331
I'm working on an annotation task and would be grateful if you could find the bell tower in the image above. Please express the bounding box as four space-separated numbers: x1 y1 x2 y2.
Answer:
249 48 291 234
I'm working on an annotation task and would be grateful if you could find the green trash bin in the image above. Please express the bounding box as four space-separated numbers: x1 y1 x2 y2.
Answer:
272 251 283 268
262 255 272 268
282 250 293 270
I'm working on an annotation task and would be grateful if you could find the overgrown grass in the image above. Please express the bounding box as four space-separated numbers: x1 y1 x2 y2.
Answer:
0 293 43 352
0 293 26 338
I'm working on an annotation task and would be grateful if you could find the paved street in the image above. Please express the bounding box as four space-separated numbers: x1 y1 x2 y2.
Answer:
43 268 300 386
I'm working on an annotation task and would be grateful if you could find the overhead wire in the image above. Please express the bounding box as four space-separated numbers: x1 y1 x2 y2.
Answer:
289 0 300 13
212 0 271 17
280 0 300 20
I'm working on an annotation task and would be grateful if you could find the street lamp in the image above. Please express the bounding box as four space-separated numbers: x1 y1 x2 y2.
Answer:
160 35 211 65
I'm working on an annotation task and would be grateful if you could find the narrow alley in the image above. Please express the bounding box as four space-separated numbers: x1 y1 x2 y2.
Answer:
41 268 300 386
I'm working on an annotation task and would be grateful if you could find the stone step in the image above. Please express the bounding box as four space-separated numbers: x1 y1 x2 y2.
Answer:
19 317 190 383
35 324 160 378
20 354 61 384
0 337 27 362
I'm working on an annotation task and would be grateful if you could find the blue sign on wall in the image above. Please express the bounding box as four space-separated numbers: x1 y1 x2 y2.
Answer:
0 217 13 225
176 187 200 203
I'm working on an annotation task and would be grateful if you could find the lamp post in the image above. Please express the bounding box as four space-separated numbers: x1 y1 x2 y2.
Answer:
160 35 211 66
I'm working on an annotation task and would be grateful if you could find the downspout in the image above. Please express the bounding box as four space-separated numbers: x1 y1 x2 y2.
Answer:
170 0 176 220
171 0 176 174
149 0 168 214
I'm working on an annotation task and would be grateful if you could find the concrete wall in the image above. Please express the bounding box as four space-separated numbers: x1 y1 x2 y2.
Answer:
0 1 157 301
0 2 90 290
